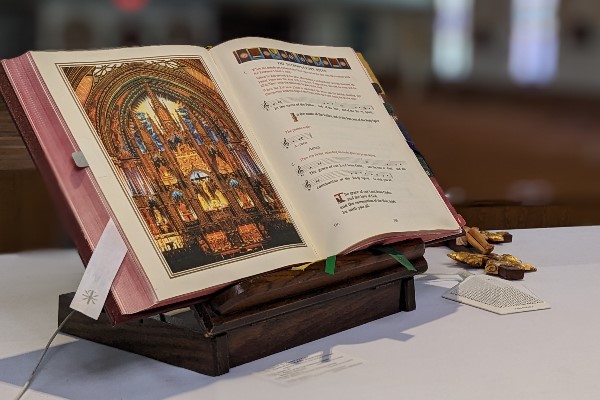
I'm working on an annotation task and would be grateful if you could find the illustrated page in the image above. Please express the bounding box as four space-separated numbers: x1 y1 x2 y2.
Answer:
210 38 460 256
31 45 317 302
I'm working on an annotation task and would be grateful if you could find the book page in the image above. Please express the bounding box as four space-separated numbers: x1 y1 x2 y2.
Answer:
210 38 460 257
30 45 317 304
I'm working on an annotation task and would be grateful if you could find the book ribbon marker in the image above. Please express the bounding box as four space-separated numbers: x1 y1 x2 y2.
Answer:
325 255 337 275
372 246 416 272
70 218 127 319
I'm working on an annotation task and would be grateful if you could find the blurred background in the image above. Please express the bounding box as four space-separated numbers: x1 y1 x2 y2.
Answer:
2 0 600 251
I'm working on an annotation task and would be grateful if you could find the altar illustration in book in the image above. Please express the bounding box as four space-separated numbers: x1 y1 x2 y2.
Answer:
60 57 303 274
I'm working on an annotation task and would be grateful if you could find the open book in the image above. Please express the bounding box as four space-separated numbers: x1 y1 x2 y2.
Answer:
0 37 463 322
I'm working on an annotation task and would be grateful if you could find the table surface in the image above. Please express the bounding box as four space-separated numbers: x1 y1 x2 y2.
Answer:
1 226 599 400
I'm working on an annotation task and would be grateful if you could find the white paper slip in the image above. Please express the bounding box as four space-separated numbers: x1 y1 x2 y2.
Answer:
257 350 363 384
70 218 128 319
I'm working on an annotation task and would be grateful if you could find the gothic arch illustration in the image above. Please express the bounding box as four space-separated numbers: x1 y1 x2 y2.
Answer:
62 57 303 274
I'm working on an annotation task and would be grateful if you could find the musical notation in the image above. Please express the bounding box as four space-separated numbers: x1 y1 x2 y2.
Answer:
303 170 393 191
296 156 404 176
264 96 375 113
282 132 313 149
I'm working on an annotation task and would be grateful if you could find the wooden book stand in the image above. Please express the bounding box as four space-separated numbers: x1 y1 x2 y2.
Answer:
58 239 427 376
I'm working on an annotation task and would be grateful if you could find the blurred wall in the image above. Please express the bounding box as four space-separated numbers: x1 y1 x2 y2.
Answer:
0 0 598 93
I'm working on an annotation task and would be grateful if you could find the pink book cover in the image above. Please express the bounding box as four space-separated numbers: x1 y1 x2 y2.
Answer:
0 55 219 324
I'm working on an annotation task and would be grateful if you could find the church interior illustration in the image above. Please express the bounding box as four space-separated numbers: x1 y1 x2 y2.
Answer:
63 58 302 273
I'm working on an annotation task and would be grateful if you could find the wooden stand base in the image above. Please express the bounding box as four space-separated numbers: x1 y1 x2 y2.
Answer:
58 240 427 376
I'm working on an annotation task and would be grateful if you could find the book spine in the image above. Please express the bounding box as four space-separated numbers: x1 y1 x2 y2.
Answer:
0 56 156 322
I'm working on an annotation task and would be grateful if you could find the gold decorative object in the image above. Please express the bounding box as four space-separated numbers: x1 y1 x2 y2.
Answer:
492 254 537 272
464 226 494 254
454 226 494 254
452 228 513 254
447 251 537 275
479 230 512 243
447 251 488 267
483 261 499 275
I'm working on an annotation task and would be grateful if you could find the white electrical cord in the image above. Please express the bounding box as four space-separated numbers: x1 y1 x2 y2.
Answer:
13 310 76 400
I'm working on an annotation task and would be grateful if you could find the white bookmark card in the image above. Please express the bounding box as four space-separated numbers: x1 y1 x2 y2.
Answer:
70 218 128 319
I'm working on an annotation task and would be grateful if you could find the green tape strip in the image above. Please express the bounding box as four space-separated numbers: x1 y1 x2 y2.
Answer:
373 246 416 271
325 255 337 275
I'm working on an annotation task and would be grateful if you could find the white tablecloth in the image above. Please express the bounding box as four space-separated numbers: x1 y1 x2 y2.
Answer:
1 226 599 399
